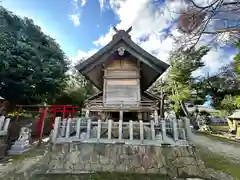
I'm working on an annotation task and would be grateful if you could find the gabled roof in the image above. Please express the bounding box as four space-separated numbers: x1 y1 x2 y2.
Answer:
76 30 169 73
75 29 170 90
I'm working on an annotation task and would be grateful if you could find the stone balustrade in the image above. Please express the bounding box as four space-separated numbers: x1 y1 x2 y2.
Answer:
51 117 192 145
0 116 10 136
0 116 10 159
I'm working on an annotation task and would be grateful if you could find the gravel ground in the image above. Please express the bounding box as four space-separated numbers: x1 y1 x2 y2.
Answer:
191 132 240 163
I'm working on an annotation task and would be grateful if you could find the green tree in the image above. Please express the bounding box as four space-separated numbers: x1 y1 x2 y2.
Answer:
151 46 209 120
54 68 96 107
0 6 69 105
168 47 209 115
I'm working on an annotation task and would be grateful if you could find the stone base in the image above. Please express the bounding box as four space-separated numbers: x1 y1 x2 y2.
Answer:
8 141 32 155
35 142 236 180
8 147 32 155
41 143 204 176
0 144 8 159
0 135 8 159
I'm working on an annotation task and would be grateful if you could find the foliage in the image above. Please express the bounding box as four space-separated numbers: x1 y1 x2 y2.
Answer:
195 60 240 110
0 6 69 105
151 46 209 117
235 40 240 81
53 69 96 106
167 47 209 115
220 95 239 114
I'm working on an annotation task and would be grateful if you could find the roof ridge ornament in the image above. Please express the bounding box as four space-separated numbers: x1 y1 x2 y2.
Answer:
113 26 132 34
112 26 132 40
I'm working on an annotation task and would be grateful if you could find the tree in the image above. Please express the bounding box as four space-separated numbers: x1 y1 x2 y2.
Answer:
176 0 240 48
151 46 210 120
53 67 96 107
234 40 240 81
0 6 69 105
195 43 240 112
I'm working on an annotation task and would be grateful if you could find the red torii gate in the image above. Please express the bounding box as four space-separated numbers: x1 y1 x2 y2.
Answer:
36 105 80 144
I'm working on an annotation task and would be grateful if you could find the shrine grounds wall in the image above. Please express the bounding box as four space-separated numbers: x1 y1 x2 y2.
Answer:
0 135 8 159
39 142 233 179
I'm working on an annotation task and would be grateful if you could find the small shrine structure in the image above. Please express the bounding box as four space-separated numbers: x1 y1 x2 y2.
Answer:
76 27 169 122
41 28 207 178
37 28 233 180
50 28 192 145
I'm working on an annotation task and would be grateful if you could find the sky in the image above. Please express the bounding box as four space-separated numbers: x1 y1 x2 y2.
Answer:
1 0 238 75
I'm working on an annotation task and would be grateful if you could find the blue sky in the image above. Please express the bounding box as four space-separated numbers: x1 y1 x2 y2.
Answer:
1 0 237 73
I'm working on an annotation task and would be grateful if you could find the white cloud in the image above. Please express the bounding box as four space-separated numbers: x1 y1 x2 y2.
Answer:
90 0 234 78
93 0 185 56
81 0 86 7
70 49 99 66
99 0 107 10
192 49 235 77
68 14 81 26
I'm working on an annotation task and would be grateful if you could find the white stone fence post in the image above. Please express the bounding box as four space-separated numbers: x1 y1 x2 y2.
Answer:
0 116 10 136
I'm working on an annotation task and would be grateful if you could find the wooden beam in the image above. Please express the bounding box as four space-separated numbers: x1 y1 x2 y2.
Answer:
126 26 132 33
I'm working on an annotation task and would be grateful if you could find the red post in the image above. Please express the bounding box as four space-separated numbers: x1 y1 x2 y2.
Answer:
38 107 48 146
62 106 66 119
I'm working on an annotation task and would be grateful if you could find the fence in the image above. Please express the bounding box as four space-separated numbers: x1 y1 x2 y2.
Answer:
0 116 10 136
51 117 190 145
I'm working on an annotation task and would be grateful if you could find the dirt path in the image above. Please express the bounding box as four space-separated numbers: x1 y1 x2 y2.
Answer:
192 133 240 163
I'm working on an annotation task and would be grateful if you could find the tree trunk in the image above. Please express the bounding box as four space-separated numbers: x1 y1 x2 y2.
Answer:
173 81 198 129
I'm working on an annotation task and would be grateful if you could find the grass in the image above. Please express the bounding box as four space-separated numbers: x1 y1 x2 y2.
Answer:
195 130 240 145
197 146 240 180
209 125 229 132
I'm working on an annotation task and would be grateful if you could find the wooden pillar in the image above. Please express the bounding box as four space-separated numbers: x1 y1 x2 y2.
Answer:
100 112 106 121
154 110 158 123
143 112 148 121
119 110 123 121
138 112 142 121
118 119 123 140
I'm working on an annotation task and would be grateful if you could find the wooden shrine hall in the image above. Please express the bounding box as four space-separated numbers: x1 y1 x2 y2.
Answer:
75 27 169 122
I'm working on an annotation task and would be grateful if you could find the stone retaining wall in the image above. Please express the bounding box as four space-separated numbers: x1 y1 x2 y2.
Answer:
45 143 207 178
0 135 8 159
